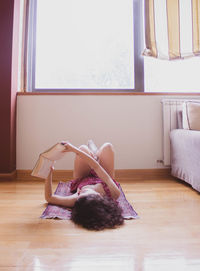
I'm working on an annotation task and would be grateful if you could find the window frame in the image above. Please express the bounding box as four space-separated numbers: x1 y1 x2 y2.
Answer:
26 0 144 93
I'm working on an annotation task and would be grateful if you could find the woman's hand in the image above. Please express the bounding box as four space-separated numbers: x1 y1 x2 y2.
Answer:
62 142 75 153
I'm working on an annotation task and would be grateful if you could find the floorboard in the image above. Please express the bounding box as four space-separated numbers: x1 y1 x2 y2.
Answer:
0 176 200 270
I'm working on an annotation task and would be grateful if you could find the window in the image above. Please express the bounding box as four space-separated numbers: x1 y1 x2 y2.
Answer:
27 0 144 93
143 0 200 93
25 0 200 94
144 56 200 93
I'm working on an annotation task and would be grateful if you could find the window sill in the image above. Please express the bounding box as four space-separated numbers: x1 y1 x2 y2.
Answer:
17 91 200 96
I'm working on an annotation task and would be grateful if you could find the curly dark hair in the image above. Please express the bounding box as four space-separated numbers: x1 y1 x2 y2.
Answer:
71 194 124 231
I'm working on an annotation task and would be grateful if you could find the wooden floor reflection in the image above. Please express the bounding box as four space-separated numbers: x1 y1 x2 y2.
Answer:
0 176 200 270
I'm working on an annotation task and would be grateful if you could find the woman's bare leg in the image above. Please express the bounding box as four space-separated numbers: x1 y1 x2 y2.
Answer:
96 143 115 178
73 145 93 179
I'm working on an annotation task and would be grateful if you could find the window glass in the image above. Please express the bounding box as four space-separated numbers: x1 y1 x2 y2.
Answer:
144 52 200 93
144 0 200 93
35 0 134 89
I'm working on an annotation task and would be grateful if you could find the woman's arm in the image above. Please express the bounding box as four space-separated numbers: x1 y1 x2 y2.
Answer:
93 165 120 199
64 143 120 199
44 169 78 207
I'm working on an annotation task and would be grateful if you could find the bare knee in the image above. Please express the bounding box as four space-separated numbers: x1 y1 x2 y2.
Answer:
97 142 115 159
100 142 114 154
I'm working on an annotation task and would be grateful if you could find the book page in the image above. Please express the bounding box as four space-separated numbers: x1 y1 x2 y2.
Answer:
42 143 66 161
31 156 54 179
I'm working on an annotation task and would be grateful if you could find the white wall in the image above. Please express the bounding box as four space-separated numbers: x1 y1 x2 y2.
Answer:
16 94 199 170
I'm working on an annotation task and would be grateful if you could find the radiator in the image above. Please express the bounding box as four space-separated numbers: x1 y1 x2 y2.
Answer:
162 99 188 166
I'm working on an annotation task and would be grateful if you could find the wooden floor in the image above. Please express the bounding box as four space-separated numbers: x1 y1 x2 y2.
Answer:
0 176 200 271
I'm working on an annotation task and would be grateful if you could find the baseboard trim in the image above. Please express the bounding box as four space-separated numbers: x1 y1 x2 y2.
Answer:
17 168 171 181
0 170 17 180
116 168 171 179
17 170 73 181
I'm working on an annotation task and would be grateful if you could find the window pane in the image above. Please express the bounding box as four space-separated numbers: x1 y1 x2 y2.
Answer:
144 57 200 92
35 0 134 89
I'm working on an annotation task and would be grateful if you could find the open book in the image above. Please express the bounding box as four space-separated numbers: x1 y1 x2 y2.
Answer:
32 140 98 179
31 142 66 179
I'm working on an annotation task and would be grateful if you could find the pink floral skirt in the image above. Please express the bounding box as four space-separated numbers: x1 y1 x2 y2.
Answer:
70 169 120 198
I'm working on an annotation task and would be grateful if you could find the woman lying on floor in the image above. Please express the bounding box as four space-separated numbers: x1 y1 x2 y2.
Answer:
44 140 124 230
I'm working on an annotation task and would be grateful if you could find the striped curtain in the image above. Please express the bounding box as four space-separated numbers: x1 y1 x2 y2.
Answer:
143 0 200 60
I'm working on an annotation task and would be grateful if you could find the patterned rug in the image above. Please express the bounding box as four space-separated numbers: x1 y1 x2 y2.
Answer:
41 181 139 220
